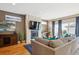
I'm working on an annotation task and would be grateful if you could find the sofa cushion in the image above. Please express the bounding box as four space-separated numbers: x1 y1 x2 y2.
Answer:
35 38 49 45
60 37 74 43
60 38 68 43
49 39 64 48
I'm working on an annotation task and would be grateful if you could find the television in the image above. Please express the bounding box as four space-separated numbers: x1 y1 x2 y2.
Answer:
29 21 40 30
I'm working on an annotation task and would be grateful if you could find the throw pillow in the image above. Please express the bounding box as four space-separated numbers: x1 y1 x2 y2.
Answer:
60 37 72 43
49 39 64 48
35 38 49 45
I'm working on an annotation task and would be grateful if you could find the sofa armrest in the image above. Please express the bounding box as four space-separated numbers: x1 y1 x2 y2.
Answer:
54 39 76 55
31 40 55 55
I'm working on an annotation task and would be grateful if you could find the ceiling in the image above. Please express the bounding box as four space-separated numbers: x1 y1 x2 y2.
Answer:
0 3 79 20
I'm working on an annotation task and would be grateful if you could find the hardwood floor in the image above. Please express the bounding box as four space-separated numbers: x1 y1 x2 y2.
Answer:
0 43 31 55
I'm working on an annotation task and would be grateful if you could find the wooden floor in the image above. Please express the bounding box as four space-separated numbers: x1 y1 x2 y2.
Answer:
0 43 31 55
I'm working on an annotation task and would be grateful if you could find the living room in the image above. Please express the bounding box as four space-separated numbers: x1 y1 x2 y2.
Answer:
0 3 79 55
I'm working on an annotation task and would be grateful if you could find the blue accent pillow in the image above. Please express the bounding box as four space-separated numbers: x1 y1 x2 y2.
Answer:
24 44 32 54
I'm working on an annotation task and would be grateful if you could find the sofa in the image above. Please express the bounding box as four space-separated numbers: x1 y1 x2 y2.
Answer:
31 37 77 55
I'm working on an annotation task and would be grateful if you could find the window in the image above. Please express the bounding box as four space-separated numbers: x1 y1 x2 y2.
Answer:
54 21 58 38
68 21 75 34
62 18 76 35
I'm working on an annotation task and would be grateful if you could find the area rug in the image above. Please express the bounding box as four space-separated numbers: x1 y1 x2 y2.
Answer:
24 44 32 54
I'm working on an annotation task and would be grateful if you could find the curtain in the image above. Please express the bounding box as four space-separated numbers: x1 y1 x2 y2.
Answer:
52 21 55 37
58 20 62 38
75 17 79 37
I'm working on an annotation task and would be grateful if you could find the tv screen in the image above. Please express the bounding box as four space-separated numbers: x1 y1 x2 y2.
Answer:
29 21 40 30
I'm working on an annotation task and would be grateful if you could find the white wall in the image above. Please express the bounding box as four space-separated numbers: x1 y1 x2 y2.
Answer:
25 15 42 44
48 21 53 36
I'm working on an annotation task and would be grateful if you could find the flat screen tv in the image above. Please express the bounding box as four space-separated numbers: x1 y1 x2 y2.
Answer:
29 21 40 30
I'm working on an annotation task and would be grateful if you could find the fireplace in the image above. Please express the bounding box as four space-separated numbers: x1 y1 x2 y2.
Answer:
0 34 17 47
3 37 11 45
